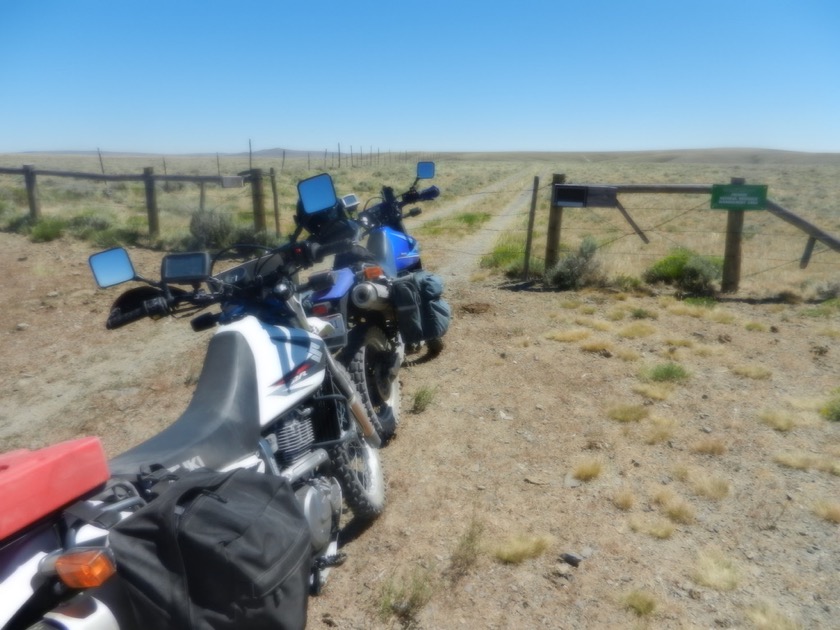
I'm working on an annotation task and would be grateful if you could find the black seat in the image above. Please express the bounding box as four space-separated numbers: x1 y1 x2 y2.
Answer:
109 331 260 477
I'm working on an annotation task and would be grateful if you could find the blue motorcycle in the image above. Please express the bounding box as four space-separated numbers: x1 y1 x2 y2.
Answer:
295 163 450 443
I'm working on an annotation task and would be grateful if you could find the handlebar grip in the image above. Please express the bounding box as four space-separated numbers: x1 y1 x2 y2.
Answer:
312 239 354 261
106 297 169 329
418 186 440 201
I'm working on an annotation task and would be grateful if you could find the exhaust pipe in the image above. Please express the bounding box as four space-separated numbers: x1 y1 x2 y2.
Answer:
351 281 391 311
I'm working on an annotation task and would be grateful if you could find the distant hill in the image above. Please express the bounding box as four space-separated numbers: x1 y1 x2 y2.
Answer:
6 147 839 165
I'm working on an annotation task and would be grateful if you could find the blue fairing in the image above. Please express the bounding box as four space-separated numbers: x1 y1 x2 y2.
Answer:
311 267 355 301
370 226 420 273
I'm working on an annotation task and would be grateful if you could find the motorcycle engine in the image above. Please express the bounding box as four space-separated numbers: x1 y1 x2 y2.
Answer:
274 406 316 468
295 477 342 555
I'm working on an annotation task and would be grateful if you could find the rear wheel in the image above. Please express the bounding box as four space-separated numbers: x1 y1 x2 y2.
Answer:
341 326 402 443
426 336 445 357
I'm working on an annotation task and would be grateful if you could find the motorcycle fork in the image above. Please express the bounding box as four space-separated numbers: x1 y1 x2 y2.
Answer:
323 352 381 448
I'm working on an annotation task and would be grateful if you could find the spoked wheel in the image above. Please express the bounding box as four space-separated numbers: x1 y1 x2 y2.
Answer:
341 326 402 444
329 361 386 521
332 431 385 521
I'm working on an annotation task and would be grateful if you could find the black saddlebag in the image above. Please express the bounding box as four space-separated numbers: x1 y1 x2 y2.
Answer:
109 468 311 630
392 270 451 344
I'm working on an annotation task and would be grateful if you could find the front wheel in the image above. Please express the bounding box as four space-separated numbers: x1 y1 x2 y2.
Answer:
341 326 402 444
332 433 385 520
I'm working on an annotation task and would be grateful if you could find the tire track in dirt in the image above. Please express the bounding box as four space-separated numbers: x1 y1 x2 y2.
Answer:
424 167 551 280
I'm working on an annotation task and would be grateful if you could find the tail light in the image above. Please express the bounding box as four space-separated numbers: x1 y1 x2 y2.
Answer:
312 302 331 317
53 548 117 589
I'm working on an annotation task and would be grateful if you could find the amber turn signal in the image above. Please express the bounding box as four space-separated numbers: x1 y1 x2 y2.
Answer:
363 266 384 280
55 548 117 589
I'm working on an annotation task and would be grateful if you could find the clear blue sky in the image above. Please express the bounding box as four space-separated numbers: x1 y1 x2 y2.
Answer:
1 1 838 154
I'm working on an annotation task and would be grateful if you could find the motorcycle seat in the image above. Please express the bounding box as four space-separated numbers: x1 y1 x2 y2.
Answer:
109 330 260 478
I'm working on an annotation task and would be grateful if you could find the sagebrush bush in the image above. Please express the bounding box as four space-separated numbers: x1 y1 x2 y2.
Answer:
29 217 67 242
544 236 602 290
643 248 722 296
189 209 236 248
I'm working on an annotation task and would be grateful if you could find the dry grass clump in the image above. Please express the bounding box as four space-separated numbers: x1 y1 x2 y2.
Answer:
492 534 552 564
664 336 694 347
574 316 612 331
579 339 614 354
447 518 485 582
652 487 695 524
606 403 650 423
690 471 731 500
745 601 802 630
629 515 675 539
758 409 799 432
616 348 641 361
545 328 590 343
623 589 658 617
691 436 728 456
692 343 724 357
633 383 674 401
378 566 436 627
813 500 840 524
708 310 737 324
693 548 740 590
644 416 677 444
666 303 708 318
607 308 626 321
773 451 840 476
730 364 773 380
745 321 767 332
572 457 603 481
618 321 656 338
613 487 636 511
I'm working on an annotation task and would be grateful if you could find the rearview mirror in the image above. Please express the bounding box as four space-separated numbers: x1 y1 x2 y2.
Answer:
298 173 338 215
89 248 136 288
416 161 435 180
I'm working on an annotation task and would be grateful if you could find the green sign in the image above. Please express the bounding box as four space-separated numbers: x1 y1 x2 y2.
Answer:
710 184 768 211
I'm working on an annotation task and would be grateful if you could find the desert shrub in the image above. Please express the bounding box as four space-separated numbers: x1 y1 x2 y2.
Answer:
189 209 236 248
29 217 67 242
820 392 840 422
610 274 644 292
67 213 113 240
644 362 689 383
92 227 143 249
643 248 722 296
544 236 602 290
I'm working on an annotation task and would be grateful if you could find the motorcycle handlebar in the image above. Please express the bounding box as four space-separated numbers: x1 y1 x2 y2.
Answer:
106 296 170 329
417 185 440 202
310 238 354 261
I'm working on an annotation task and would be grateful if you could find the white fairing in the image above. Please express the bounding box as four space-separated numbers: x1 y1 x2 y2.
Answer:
218 316 326 427
0 550 47 629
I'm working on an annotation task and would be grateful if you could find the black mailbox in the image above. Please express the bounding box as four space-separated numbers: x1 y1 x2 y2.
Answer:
552 185 618 208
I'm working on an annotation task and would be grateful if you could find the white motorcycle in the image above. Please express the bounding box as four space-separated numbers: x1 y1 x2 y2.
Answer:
0 225 385 629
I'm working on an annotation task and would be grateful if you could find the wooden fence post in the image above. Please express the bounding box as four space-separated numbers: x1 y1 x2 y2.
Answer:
523 176 540 279
544 173 566 270
270 167 280 237
721 177 745 293
143 167 159 238
23 164 41 220
250 168 266 233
